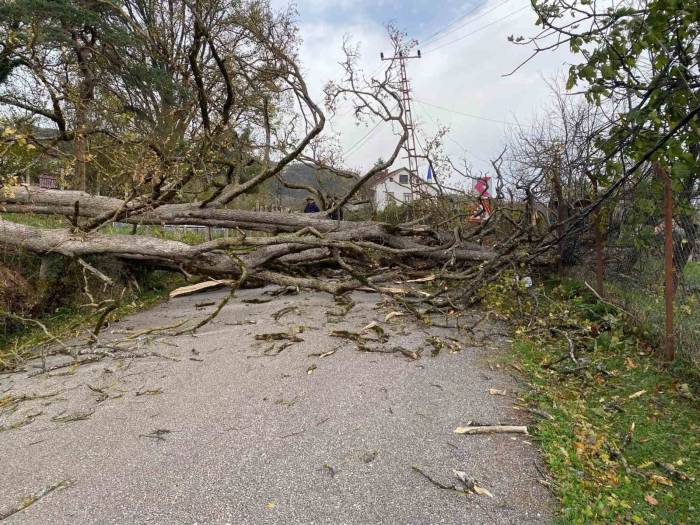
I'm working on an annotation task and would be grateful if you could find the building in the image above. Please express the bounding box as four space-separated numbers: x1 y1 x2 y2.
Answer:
38 173 59 189
367 167 438 211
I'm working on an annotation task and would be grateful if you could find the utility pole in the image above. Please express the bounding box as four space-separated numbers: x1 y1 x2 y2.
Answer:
380 48 421 199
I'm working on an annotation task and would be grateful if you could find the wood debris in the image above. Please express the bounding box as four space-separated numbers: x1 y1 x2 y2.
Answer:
139 428 172 441
169 280 233 298
135 388 163 397
272 306 300 321
51 409 95 423
0 479 72 521
454 425 529 435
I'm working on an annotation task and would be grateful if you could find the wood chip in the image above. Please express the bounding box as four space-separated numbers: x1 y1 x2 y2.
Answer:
169 280 233 298
454 425 529 435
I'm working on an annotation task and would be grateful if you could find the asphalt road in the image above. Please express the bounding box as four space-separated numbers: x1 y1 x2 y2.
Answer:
0 287 553 524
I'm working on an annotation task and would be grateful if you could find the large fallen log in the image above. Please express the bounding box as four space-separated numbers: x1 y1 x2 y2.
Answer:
1 187 381 234
0 214 496 283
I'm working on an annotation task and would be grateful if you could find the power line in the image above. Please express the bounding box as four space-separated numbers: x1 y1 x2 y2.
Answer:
415 98 526 128
344 119 384 157
421 0 513 48
424 5 529 53
415 101 490 163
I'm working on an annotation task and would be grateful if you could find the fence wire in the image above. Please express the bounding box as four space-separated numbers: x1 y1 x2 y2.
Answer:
571 170 700 365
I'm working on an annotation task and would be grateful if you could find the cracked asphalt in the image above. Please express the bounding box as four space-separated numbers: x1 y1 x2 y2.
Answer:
0 287 554 524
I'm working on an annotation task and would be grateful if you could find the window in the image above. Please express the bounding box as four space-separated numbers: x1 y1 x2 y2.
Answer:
399 173 409 184
403 192 413 203
386 191 395 201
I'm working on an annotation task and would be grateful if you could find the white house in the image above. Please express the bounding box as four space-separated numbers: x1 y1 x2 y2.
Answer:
368 167 438 211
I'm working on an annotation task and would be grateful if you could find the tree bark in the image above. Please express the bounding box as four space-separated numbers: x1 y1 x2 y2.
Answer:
0 213 496 287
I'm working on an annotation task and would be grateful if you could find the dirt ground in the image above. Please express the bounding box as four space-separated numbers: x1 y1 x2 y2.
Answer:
0 287 554 524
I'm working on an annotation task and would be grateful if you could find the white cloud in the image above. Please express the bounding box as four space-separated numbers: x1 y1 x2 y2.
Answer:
292 0 573 180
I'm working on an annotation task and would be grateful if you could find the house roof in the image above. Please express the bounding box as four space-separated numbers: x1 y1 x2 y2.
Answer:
366 167 417 188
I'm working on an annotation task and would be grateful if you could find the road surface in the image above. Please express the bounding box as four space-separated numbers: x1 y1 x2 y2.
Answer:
0 287 553 524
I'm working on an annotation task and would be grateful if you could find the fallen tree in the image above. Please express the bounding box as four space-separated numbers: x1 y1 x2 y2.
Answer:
0 206 495 269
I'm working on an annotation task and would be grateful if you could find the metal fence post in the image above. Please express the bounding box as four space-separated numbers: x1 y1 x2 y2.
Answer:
655 162 675 361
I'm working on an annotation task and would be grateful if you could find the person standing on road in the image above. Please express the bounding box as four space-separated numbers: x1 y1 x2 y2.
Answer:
303 196 320 213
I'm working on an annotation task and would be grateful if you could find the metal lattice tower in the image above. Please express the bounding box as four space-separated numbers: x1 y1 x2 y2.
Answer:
381 49 421 198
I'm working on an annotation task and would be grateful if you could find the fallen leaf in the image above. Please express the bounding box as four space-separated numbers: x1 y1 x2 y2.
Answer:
361 321 380 332
644 494 658 506
628 390 646 399
473 485 494 498
649 474 673 486
384 311 404 322
625 357 638 369
489 388 507 396
677 383 693 400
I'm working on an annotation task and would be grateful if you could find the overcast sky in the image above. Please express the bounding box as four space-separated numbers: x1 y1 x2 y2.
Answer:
273 0 572 188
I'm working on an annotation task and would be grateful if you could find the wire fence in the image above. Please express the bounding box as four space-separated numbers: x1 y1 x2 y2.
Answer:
570 167 700 365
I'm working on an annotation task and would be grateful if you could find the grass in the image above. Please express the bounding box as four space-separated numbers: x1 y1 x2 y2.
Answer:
0 269 183 370
685 261 700 286
573 256 700 364
0 212 234 370
484 275 700 524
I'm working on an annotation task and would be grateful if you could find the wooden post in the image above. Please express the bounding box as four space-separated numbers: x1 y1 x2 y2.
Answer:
655 162 674 361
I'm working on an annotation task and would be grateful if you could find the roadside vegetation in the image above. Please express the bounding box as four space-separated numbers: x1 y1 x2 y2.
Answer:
484 275 699 524
0 214 185 370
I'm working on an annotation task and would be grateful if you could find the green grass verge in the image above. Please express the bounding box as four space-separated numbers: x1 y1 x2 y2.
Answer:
485 276 699 524
685 262 700 286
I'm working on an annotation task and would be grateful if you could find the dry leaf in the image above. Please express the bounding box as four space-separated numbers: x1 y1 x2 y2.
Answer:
625 357 638 369
384 311 404 322
677 383 693 400
361 321 380 333
489 388 507 396
628 390 646 399
644 494 658 506
649 474 673 486
473 485 494 498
